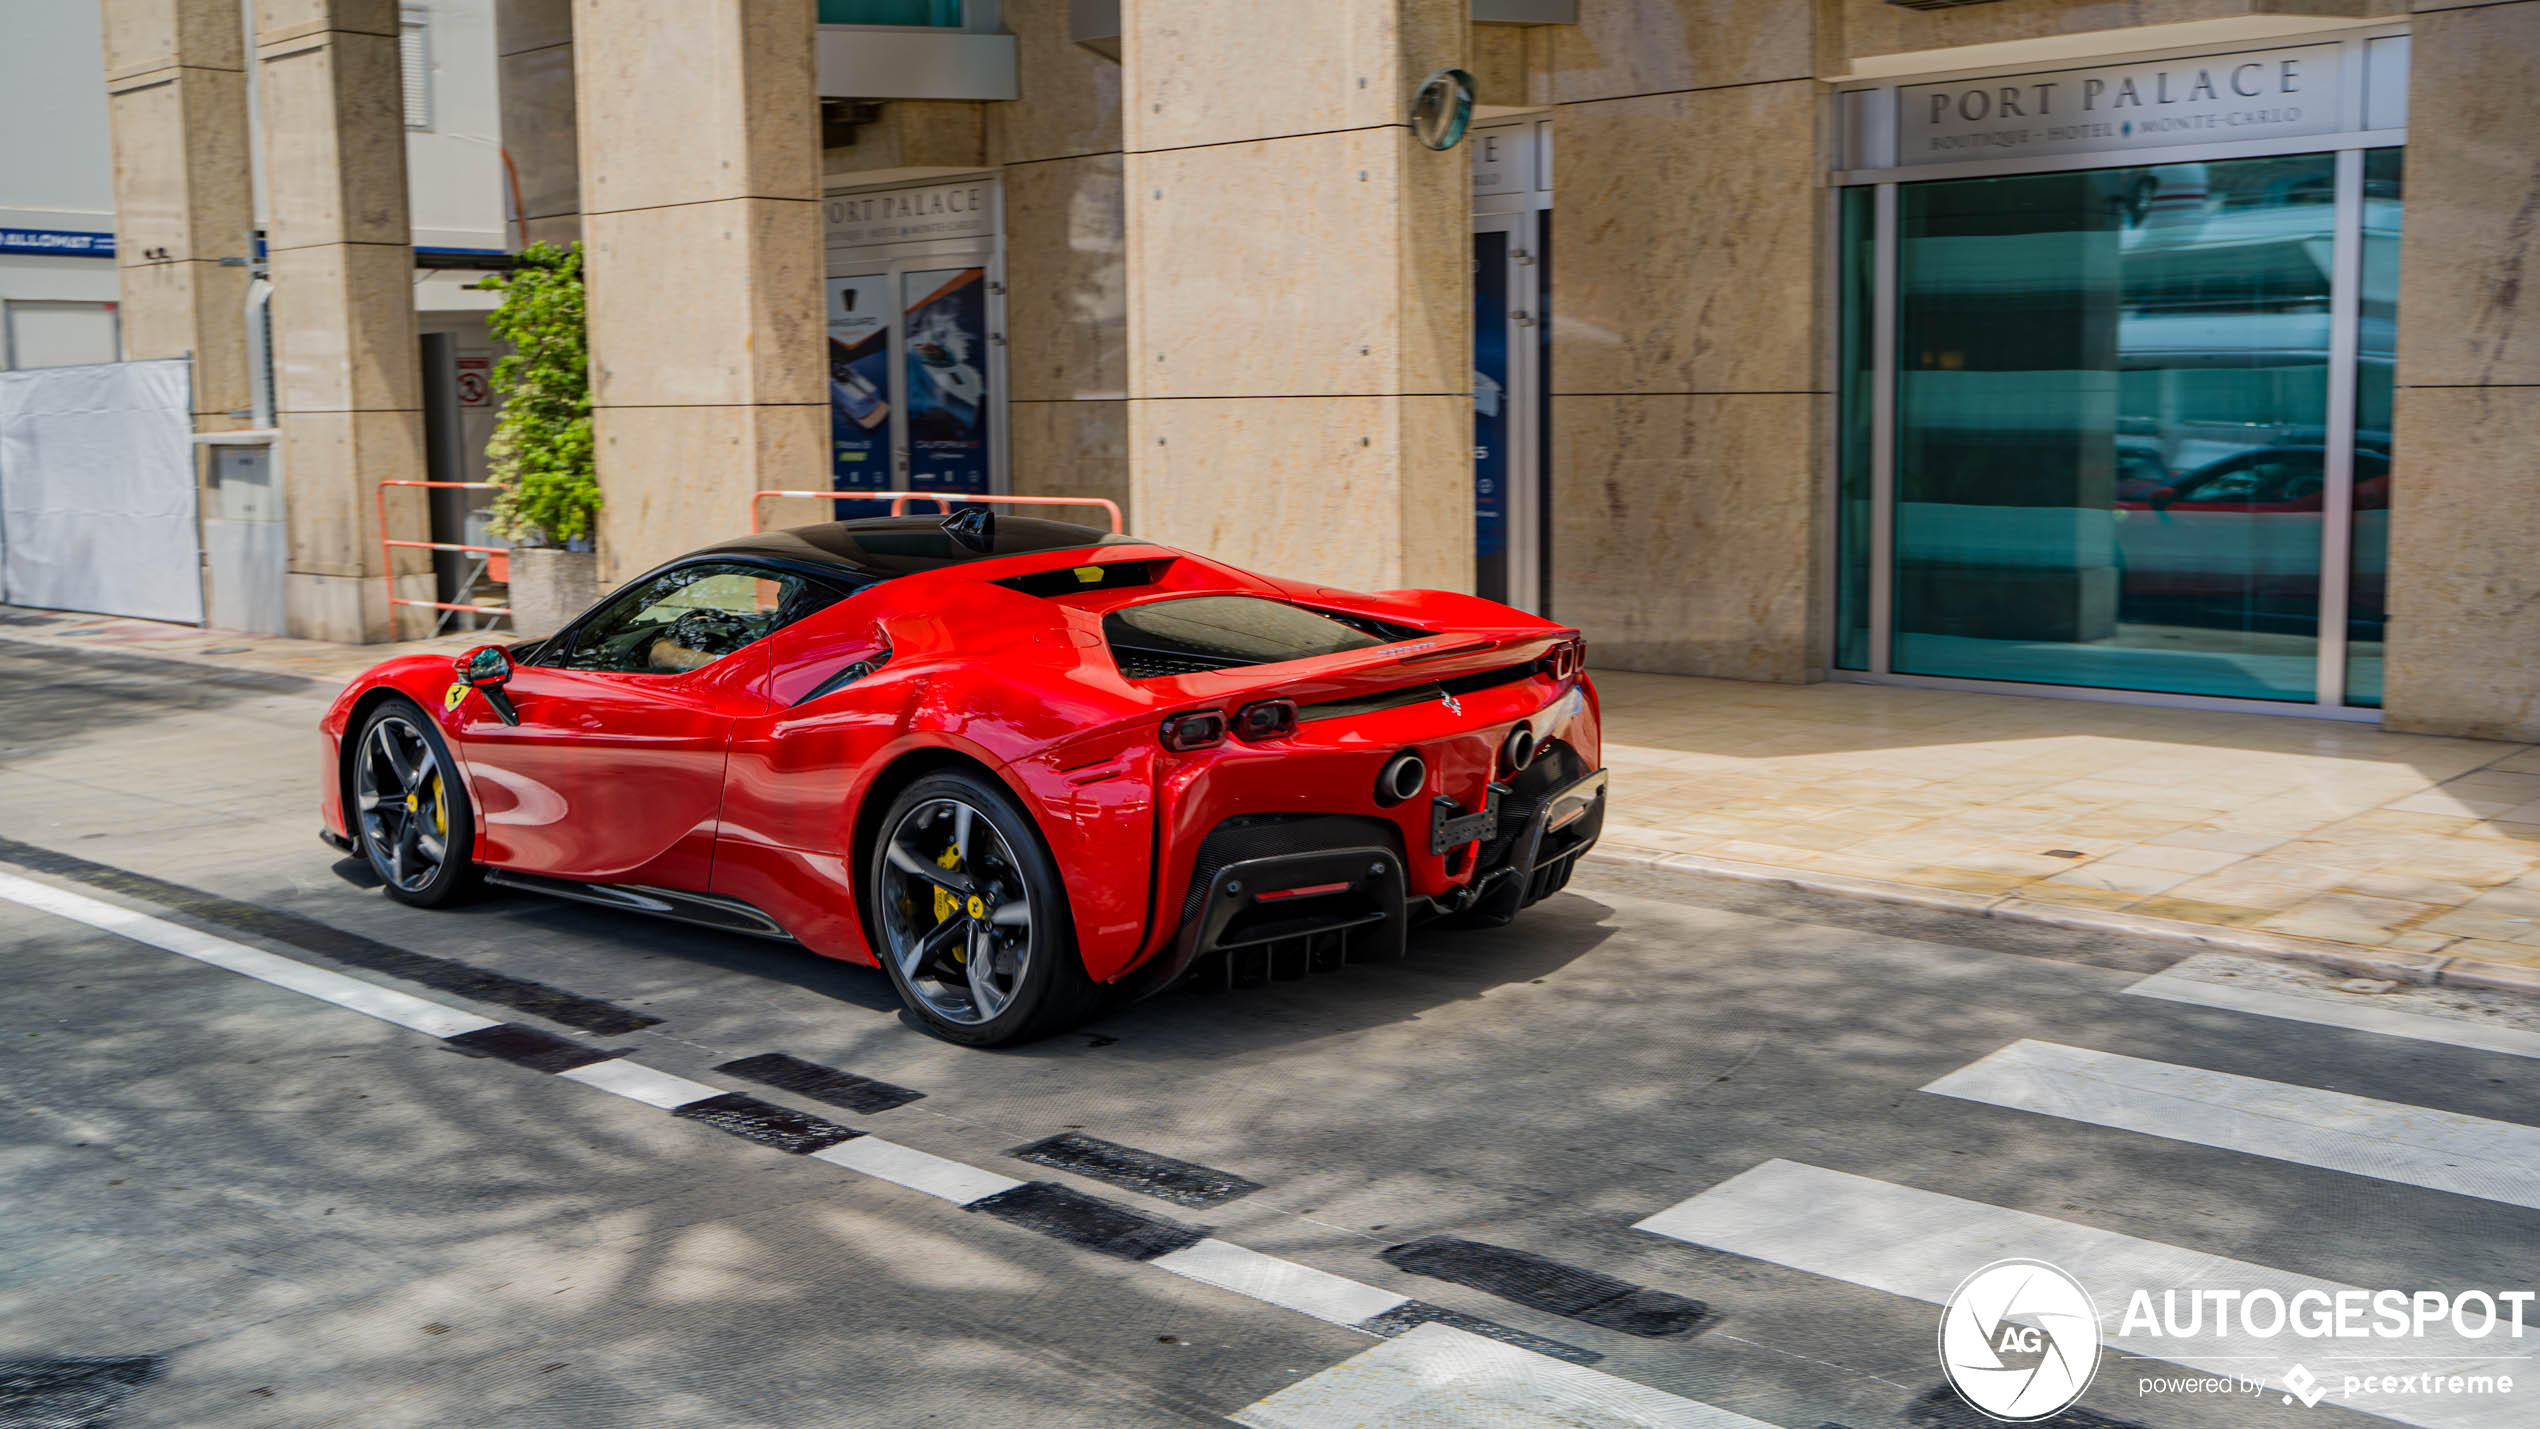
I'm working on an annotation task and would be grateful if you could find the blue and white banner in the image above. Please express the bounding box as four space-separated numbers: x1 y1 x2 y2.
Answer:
0 228 116 257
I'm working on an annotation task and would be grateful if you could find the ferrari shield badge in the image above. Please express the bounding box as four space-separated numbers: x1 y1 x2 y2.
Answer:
442 681 468 712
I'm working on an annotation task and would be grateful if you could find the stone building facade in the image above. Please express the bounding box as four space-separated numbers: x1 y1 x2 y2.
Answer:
98 0 2540 743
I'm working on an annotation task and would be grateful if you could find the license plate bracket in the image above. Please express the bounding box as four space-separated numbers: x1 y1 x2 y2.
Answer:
1429 792 1499 855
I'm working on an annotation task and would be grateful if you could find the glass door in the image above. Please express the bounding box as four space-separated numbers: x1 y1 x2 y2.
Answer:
1473 210 1545 612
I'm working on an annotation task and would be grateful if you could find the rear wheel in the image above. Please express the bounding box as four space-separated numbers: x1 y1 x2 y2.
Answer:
865 769 1094 1047
351 698 480 907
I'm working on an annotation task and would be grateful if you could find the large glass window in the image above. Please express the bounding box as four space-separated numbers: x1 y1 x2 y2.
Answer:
818 1 962 25
1887 153 2352 702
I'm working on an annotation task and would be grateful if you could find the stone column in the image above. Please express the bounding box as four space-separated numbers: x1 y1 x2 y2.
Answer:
1544 0 1824 679
1121 0 1470 592
573 0 824 584
2385 0 2540 741
496 0 578 247
995 0 1128 526
101 0 255 430
252 0 428 642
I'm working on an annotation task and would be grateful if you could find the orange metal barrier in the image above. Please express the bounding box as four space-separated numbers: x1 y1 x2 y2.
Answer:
748 489 1125 535
379 479 511 627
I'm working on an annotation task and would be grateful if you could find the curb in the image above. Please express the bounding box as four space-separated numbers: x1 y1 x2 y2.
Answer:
1584 844 2540 1001
0 628 367 691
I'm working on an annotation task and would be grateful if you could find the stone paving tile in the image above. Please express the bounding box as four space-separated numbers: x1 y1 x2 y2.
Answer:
2093 844 2248 876
2044 862 2197 897
2255 894 2445 946
2443 938 2540 967
2336 870 2489 906
2144 828 2290 855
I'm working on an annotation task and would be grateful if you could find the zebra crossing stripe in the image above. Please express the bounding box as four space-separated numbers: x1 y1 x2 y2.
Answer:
1149 1237 1409 1328
1636 1160 2530 1429
1231 1321 1781 1429
0 869 495 1038
2126 965 2540 1062
1924 1040 2540 1211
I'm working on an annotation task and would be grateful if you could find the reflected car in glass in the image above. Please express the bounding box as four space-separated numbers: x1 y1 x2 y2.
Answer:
317 514 1605 1046
2115 444 2390 622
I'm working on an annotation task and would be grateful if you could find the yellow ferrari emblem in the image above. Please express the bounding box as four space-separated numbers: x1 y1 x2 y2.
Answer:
443 681 467 711
405 793 419 813
966 894 988 920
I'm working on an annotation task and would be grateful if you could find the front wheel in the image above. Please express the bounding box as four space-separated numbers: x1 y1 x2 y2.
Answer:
351 698 480 907
865 769 1094 1047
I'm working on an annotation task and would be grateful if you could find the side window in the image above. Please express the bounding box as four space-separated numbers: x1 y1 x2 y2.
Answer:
560 563 810 675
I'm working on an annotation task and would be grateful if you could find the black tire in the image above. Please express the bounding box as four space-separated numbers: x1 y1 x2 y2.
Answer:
349 697 482 908
863 768 1097 1047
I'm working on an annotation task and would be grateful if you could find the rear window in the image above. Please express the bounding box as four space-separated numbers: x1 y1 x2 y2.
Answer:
1103 596 1388 678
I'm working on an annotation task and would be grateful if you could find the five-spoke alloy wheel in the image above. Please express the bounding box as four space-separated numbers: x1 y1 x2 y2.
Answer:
352 700 479 906
867 770 1092 1046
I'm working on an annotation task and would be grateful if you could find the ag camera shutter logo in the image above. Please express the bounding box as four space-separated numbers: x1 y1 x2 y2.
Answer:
1940 1259 2103 1421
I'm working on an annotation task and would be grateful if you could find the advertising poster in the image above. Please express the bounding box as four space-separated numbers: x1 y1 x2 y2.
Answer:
826 274 894 513
1472 231 1510 604
901 267 992 498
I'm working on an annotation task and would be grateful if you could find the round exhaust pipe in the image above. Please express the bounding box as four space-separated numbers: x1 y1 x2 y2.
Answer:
1502 724 1537 775
1375 750 1427 806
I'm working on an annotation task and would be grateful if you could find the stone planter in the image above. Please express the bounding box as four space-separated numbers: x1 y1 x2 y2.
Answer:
505 545 599 639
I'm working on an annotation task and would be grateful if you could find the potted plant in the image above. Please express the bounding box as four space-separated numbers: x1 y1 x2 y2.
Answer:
477 241 598 638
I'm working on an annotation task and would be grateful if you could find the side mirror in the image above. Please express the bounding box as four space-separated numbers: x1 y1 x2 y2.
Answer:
453 645 519 725
2148 486 2179 511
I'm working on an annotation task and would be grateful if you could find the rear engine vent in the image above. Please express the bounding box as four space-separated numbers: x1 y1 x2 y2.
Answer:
1314 608 1431 643
1116 650 1230 680
1105 595 1423 680
997 558 1170 597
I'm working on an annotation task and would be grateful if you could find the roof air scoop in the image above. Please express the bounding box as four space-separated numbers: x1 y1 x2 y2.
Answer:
941 507 996 553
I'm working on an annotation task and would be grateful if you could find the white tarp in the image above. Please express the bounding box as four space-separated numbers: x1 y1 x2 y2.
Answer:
0 357 203 624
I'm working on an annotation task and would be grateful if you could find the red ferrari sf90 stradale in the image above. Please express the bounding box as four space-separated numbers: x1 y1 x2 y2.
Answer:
319 512 1606 1045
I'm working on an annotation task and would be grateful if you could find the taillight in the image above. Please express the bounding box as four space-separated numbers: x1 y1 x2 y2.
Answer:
1233 699 1297 741
1159 711 1226 751
1540 639 1584 681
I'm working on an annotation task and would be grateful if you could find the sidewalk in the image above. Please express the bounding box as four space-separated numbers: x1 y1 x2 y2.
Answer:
0 605 483 684
1592 671 2540 993
9 603 2539 994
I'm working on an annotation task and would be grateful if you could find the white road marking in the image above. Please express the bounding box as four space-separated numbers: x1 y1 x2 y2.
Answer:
2127 966 2540 1061
812 1134 1024 1204
0 869 496 1039
3 866 1689 1419
1232 1321 1781 1429
1925 1040 2540 1210
1151 1237 1409 1328
554 1058 726 1109
1637 1160 2531 1429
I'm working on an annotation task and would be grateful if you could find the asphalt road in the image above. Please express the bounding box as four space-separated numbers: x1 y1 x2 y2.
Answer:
2 642 2536 1429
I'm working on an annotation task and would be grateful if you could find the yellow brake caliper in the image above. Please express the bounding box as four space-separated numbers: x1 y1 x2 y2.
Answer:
932 843 967 962
430 772 447 837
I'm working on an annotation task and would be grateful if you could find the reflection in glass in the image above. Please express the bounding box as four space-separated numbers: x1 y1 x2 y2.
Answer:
1891 155 2340 701
2346 149 2402 708
1836 188 1874 671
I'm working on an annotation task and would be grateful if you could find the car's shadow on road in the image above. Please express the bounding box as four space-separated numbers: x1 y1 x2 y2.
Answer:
1002 888 1625 1064
421 879 1623 1049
